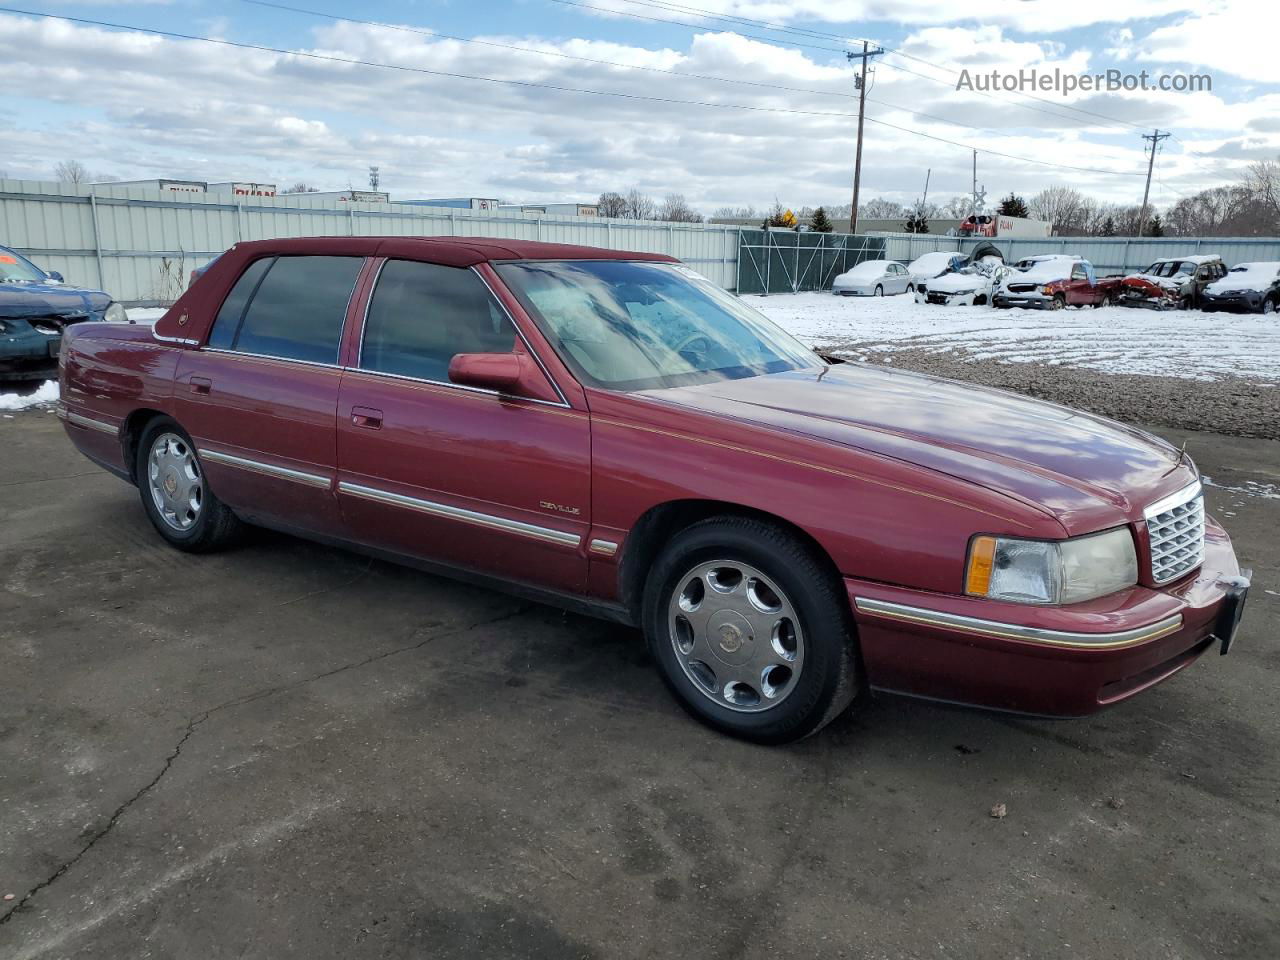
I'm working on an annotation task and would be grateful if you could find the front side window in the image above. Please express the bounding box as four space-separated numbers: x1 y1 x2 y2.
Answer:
496 260 819 392
0 248 49 283
359 260 517 382
206 255 362 364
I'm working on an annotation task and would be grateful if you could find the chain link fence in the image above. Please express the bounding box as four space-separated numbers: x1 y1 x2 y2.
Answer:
736 231 887 295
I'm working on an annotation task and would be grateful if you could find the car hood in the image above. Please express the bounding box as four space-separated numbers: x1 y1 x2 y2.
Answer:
928 272 990 294
638 364 1192 533
0 281 110 319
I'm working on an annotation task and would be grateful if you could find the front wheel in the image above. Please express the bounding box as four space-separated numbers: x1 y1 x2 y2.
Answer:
1264 298 1277 315
137 417 243 552
1050 294 1066 310
874 285 884 297
642 517 860 744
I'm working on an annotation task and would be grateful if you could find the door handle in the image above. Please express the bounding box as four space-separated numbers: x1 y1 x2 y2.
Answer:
351 406 383 429
189 376 212 395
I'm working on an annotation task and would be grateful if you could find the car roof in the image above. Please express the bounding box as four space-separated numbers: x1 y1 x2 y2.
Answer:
1151 254 1222 264
230 235 679 269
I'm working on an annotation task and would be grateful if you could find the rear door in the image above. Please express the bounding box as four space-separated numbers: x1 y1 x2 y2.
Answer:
334 258 591 594
174 254 367 534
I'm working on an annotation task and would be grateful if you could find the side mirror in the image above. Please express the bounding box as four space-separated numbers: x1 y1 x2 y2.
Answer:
46 271 65 283
448 352 561 403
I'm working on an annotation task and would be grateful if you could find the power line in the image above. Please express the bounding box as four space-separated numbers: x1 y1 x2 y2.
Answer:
0 6 1147 179
588 0 1157 131
243 0 1142 166
242 0 861 102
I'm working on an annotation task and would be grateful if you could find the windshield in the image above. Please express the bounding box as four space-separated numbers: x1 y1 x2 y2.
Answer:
907 252 953 276
496 260 821 391
0 249 49 283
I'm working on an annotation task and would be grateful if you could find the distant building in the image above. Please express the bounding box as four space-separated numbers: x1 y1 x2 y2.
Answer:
499 202 599 218
394 197 500 211
208 182 277 198
279 190 389 204
110 179 208 194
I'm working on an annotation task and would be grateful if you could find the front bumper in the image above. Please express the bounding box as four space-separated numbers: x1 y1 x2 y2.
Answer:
847 520 1247 716
0 331 61 381
1202 293 1263 312
832 286 873 297
994 294 1052 309
923 289 983 306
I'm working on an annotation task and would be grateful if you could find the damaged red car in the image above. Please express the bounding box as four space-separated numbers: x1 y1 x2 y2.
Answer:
57 237 1250 743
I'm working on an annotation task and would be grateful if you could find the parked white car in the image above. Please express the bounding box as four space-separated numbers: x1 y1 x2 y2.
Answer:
832 260 914 296
906 251 965 288
917 258 1010 306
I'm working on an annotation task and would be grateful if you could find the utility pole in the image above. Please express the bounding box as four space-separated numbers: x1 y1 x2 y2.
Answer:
1137 129 1170 237
847 41 885 234
972 149 977 216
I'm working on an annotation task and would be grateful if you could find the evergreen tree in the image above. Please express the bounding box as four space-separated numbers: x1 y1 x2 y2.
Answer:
1099 216 1117 237
1147 214 1166 237
809 206 834 232
996 193 1029 217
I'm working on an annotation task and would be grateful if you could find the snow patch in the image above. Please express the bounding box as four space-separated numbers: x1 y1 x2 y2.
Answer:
0 380 60 411
751 292 1280 382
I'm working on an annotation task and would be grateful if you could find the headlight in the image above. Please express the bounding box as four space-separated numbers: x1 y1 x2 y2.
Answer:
965 528 1137 605
104 302 129 324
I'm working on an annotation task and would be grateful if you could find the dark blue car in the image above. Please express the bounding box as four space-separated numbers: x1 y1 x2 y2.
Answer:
1 245 127 382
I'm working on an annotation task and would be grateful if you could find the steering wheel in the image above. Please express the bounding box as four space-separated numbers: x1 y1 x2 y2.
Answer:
673 332 714 359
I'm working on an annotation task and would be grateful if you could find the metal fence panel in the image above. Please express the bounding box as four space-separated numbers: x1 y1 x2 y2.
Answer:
736 231 886 294
0 179 743 304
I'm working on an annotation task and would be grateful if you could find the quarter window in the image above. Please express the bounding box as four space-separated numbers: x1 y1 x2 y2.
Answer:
206 256 362 364
359 260 517 382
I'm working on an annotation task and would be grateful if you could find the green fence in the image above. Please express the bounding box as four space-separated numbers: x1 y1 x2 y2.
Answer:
735 230 887 294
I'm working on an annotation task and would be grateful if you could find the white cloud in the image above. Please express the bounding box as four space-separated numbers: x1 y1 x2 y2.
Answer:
0 8 1273 214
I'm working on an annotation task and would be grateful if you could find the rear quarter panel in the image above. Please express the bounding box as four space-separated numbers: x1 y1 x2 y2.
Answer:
60 323 180 476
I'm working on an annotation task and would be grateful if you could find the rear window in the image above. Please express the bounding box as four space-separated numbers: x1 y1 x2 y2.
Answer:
206 256 362 364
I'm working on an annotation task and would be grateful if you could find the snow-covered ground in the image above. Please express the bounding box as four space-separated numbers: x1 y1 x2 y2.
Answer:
0 380 59 412
750 293 1280 383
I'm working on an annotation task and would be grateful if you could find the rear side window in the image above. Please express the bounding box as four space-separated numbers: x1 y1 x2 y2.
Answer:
359 260 516 382
206 256 362 364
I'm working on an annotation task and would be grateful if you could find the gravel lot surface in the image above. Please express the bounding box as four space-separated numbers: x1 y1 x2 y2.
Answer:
2 412 1278 960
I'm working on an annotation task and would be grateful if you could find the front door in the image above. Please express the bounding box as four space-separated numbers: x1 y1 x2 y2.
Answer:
174 254 366 533
335 258 591 594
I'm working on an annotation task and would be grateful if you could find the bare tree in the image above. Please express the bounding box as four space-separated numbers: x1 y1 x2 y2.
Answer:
1245 158 1280 225
54 160 89 184
657 193 703 223
597 191 628 218
1029 186 1087 235
622 188 656 220
282 182 320 194
711 204 758 219
936 195 974 219
859 197 906 219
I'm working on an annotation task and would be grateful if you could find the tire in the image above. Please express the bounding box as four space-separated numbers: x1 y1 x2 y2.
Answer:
641 516 860 744
136 417 243 552
1264 298 1277 315
1050 294 1066 310
874 285 883 297
906 283 915 294
974 294 988 306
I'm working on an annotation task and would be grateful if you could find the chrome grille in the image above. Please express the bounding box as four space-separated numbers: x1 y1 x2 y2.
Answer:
1144 483 1205 584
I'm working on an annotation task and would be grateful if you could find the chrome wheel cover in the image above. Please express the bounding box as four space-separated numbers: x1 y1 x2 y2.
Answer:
667 560 804 713
148 433 203 531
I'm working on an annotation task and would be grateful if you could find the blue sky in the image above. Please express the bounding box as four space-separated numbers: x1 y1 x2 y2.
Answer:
2 1 1277 213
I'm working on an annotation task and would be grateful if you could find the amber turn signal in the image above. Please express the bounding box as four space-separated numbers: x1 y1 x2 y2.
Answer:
966 536 997 596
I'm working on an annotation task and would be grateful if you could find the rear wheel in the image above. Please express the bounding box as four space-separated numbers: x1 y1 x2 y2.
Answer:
642 517 860 744
136 417 242 552
1264 298 1277 315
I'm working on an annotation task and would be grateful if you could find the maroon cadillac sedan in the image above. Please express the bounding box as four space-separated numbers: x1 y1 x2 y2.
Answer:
57 237 1250 743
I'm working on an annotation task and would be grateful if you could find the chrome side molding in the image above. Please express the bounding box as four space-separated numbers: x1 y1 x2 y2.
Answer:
337 481 581 548
198 448 332 489
62 408 119 435
853 596 1184 649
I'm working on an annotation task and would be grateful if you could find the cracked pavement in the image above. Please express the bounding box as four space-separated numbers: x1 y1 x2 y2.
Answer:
1 411 1278 959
